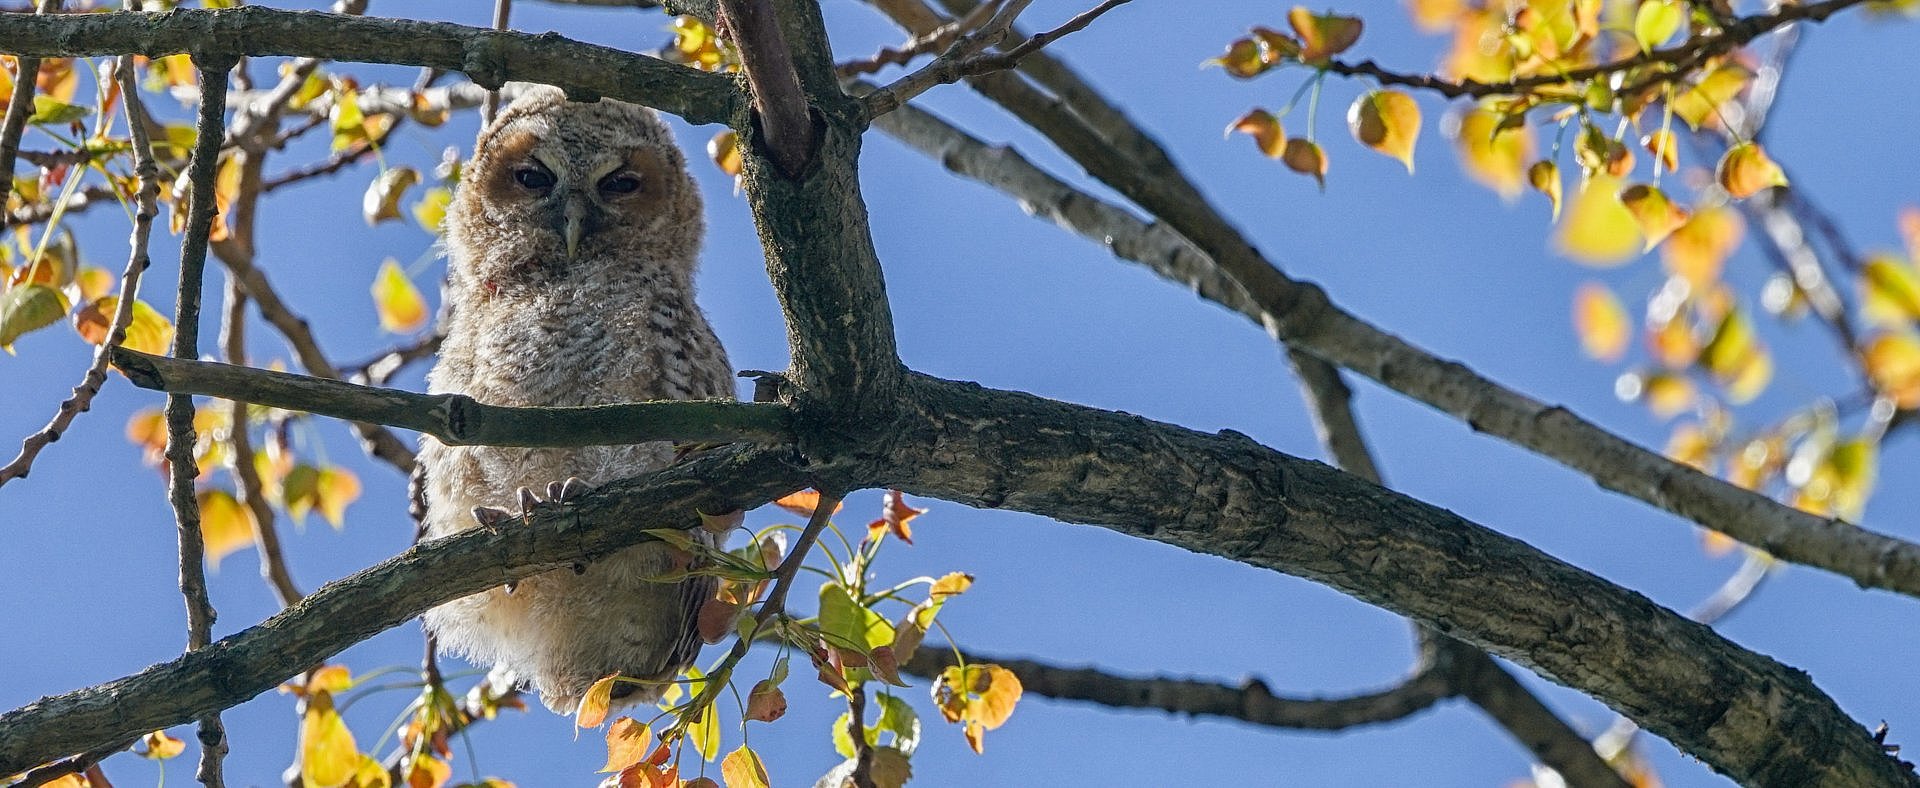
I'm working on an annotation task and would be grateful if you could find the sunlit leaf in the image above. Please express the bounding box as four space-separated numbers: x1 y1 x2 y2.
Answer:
28 95 87 126
1616 370 1695 417
1639 129 1680 175
774 489 841 518
1407 0 1466 31
1347 91 1421 172
707 130 743 176
1226 108 1285 158
1249 26 1303 63
1619 184 1691 250
370 258 428 334
72 296 175 356
1700 307 1772 402
299 690 359 788
1863 333 1920 408
1205 36 1268 78
0 282 70 352
1287 7 1364 62
720 745 770 788
745 678 787 723
353 754 392 788
403 752 449 788
136 729 186 760
363 166 419 226
1664 422 1714 472
1716 142 1787 199
1793 438 1878 522
600 717 653 773
1555 174 1640 265
197 488 257 569
1860 254 1920 327
1449 106 1533 197
1527 160 1562 219
411 186 451 234
330 86 393 152
686 695 721 762
1671 65 1751 130
314 466 360 528
575 673 619 728
1574 126 1635 179
1281 138 1327 189
1663 206 1743 287
1573 282 1631 362
820 582 894 651
71 266 113 303
867 489 925 544
1633 0 1683 52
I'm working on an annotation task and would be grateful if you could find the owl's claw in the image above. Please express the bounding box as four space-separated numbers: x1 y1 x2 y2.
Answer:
472 506 514 530
554 476 591 501
516 486 541 518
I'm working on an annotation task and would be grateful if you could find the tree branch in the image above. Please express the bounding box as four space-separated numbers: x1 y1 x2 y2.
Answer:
109 349 795 448
0 6 742 125
858 72 1920 601
716 0 815 175
901 644 1456 731
885 373 1914 786
0 446 807 776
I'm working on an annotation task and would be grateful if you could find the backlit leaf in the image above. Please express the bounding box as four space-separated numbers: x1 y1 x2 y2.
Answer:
0 282 70 352
575 673 619 728
1281 138 1327 189
354 754 392 788
1288 7 1363 62
403 752 449 788
411 187 452 234
1347 90 1421 172
707 130 743 176
1205 37 1268 78
1700 307 1771 402
28 95 87 126
1555 174 1640 265
73 296 175 355
1450 106 1533 197
820 582 894 651
686 695 721 761
1642 129 1680 174
1663 206 1743 287
137 730 186 760
720 745 770 788
773 489 841 518
600 717 653 773
1863 333 1920 408
363 166 419 226
299 690 358 788
1615 370 1696 417
1716 142 1787 199
1671 65 1751 130
197 488 257 569
1226 108 1285 158
1860 255 1920 327
1527 160 1562 219
1633 0 1683 52
370 258 428 334
1619 184 1691 250
72 266 112 302
1573 282 1631 361
867 489 925 544
745 679 787 722
314 466 361 528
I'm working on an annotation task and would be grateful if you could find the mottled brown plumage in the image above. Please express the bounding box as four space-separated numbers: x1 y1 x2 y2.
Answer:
417 86 733 714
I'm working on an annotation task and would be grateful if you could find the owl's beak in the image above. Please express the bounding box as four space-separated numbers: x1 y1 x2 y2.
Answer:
562 192 589 260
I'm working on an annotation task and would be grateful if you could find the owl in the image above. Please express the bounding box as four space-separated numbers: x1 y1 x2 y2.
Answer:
416 85 734 714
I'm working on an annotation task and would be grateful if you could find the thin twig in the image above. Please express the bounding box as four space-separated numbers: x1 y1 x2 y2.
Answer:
10 736 135 788
863 0 1052 117
0 55 155 490
483 0 511 123
222 284 304 608
169 54 236 788
846 685 876 788
758 491 843 623
344 331 445 387
0 0 56 231
836 0 998 77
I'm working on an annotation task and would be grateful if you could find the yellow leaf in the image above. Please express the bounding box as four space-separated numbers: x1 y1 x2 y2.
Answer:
315 466 361 528
72 266 113 302
330 87 392 152
575 673 619 728
1205 36 1269 78
1615 370 1695 417
930 571 974 599
1527 160 1562 219
138 729 187 760
370 258 428 334
1900 205 1920 264
1555 173 1641 265
1716 142 1787 199
1574 126 1635 179
1863 333 1920 408
0 282 70 352
1572 282 1631 362
403 752 450 788
197 488 257 569
1633 0 1683 52
1664 422 1714 472
1860 254 1920 327
686 696 721 762
1450 106 1533 197
411 187 451 234
363 166 420 226
353 754 392 788
600 717 654 773
1408 0 1466 31
1281 138 1327 189
707 130 743 176
1642 129 1680 174
1288 7 1364 62
300 690 359 788
720 745 771 788
1226 108 1285 158
72 296 176 355
1618 184 1691 250
1347 91 1421 172
1663 206 1743 287
1671 65 1751 130
1700 307 1771 402
1796 438 1878 522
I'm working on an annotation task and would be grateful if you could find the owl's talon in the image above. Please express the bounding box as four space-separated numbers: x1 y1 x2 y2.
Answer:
473 506 514 529
556 477 591 501
545 481 565 501
516 486 541 515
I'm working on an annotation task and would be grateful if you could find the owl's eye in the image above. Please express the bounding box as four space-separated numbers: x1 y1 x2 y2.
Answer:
513 167 555 190
598 173 642 195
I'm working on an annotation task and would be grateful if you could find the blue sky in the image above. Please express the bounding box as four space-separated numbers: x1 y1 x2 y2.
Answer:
2 1 1917 785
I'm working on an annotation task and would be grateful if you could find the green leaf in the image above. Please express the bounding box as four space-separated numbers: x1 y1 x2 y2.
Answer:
819 582 894 651
1633 0 1683 52
874 692 922 755
0 283 71 352
29 96 87 126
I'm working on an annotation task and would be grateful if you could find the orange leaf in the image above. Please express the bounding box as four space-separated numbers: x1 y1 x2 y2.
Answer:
404 752 450 788
720 745 771 788
745 679 787 723
600 717 654 773
1281 138 1327 189
773 489 841 518
696 597 740 645
1347 90 1421 172
575 673 620 728
1618 184 1691 250
1662 206 1744 287
869 489 925 544
1641 129 1679 173
1287 7 1363 62
1572 282 1631 362
1226 108 1284 158
1716 142 1787 199
1863 333 1920 408
137 730 186 760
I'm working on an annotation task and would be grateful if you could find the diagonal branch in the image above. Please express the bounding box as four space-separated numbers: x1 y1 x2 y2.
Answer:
0 7 742 125
857 68 1920 600
0 445 806 777
110 349 796 448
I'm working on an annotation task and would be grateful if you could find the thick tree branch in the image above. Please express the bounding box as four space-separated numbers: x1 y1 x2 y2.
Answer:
716 0 815 175
901 643 1456 731
884 373 1913 786
0 446 806 776
110 349 795 448
0 7 742 125
861 75 1920 600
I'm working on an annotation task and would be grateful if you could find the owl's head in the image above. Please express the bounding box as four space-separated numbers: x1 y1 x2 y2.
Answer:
448 85 703 289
